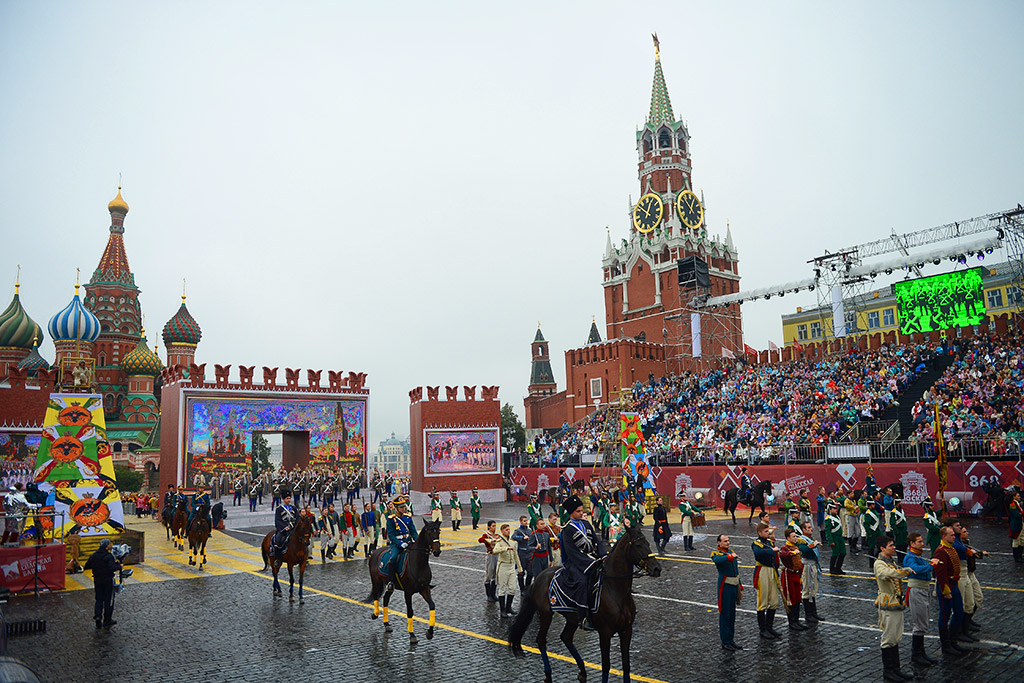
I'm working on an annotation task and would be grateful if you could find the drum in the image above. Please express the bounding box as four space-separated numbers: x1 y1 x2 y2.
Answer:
692 512 707 529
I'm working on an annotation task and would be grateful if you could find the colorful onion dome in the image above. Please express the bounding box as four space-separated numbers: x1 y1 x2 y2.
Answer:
162 294 202 346
107 186 129 215
121 331 163 376
17 337 50 377
0 284 43 349
48 284 101 343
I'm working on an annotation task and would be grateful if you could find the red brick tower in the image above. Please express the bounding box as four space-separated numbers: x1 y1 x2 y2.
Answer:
83 188 144 417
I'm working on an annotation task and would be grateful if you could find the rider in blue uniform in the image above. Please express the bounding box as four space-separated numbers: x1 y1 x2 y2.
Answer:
864 465 878 498
380 494 418 579
271 490 296 557
739 467 752 504
188 486 212 533
557 495 606 625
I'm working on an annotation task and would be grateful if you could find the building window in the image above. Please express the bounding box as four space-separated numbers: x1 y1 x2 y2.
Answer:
987 288 1004 309
1008 286 1023 306
810 321 822 339
590 377 602 399
883 308 895 326
797 324 808 341
867 311 880 329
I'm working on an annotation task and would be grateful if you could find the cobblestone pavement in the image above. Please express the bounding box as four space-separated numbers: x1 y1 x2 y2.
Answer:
4 502 1022 682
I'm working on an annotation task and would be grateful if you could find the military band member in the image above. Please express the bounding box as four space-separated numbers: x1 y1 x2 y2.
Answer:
319 504 339 563
430 491 443 524
951 522 983 638
248 479 260 512
449 490 463 531
933 525 969 655
511 516 533 592
752 522 783 640
903 531 939 666
779 528 808 630
712 534 743 651
360 502 378 558
824 502 846 575
873 536 912 681
1010 490 1023 563
815 486 828 540
547 513 562 553
864 500 884 553
922 496 942 553
527 493 542 530
528 518 553 581
493 523 524 618
798 489 812 527
844 490 863 554
470 487 482 530
479 520 500 603
785 507 802 536
233 477 243 506
889 498 908 550
651 496 671 555
678 492 697 551
607 503 624 543
797 521 823 623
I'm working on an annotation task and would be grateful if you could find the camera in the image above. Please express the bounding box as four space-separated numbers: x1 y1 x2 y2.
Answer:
110 544 133 591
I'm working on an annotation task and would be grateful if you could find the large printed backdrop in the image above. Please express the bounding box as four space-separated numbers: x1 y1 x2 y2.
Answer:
32 394 124 537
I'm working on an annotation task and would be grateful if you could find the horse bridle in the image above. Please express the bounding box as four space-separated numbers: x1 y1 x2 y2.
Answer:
603 533 657 579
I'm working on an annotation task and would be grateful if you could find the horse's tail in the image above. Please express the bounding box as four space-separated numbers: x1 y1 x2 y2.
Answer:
508 582 537 657
261 539 269 571
722 488 733 511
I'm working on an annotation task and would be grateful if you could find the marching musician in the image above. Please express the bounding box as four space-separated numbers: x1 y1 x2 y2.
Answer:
752 522 783 640
478 520 500 603
873 536 913 681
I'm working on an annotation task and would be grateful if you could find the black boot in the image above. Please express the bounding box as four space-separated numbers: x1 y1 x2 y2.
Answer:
757 610 773 639
321 548 326 564
892 645 914 680
810 598 824 622
486 581 499 603
953 621 978 643
911 634 935 666
1013 546 1023 563
505 594 517 616
835 554 846 575
820 529 826 544
882 647 910 682
966 611 981 632
499 595 510 618
802 599 818 624
452 521 457 532
848 538 857 555
766 609 782 637
788 604 808 630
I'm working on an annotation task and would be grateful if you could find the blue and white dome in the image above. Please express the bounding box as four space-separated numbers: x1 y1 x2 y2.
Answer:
48 285 101 343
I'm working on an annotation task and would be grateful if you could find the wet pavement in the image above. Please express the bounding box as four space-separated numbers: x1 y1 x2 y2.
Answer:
3 501 1022 682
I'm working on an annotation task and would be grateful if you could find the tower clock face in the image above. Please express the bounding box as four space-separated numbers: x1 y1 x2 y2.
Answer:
632 193 664 234
676 190 704 230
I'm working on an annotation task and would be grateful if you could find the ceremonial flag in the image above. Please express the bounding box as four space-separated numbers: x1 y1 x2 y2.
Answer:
934 402 948 518
744 344 758 357
793 338 804 352
768 340 780 352
721 347 736 359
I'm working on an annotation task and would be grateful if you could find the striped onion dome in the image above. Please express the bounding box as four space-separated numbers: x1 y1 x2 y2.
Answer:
162 295 202 346
48 284 101 343
0 285 43 349
17 338 50 376
121 331 163 376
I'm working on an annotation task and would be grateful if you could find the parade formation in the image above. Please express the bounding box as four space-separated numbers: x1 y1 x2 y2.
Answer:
1 8 1023 683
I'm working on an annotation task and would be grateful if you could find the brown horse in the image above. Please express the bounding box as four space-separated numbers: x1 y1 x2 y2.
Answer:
260 512 314 603
366 519 442 644
509 522 661 683
171 498 189 550
187 503 212 569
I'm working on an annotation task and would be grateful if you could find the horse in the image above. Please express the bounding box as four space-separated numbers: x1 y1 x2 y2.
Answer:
980 480 1009 522
171 498 189 550
187 503 212 569
723 479 773 522
161 498 176 540
366 519 442 644
260 512 315 603
509 522 661 683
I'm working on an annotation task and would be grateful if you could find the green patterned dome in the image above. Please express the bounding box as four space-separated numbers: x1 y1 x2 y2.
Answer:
17 339 50 377
162 295 202 346
121 332 164 376
0 287 43 349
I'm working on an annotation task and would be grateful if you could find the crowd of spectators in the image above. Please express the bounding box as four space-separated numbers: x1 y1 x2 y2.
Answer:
908 333 1024 456
541 341 942 463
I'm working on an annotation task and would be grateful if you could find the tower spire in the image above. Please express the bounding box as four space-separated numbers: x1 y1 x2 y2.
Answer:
648 35 674 125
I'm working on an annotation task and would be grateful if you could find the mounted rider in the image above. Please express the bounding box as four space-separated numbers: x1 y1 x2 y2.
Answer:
162 484 177 521
555 494 607 623
381 494 418 581
739 467 753 505
188 485 212 533
271 490 296 558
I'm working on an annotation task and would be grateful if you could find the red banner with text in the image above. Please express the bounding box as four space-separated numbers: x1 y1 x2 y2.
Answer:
0 543 66 592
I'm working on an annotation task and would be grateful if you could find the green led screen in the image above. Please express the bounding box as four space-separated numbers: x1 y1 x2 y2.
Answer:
893 267 986 334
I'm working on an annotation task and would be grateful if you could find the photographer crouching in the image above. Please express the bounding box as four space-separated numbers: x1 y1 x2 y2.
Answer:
84 539 130 629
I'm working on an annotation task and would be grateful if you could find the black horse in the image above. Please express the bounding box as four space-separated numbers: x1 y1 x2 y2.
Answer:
509 522 661 683
723 479 773 522
366 519 442 644
980 480 1009 521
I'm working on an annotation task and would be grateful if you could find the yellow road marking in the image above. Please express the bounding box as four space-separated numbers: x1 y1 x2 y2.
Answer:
242 569 669 683
142 557 211 579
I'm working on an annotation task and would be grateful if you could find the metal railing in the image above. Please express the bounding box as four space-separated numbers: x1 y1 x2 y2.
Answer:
513 437 1024 469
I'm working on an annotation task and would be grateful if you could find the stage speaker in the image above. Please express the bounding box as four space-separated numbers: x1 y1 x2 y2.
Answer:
677 256 710 289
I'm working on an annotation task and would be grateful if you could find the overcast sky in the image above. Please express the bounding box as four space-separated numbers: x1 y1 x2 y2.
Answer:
2 2 1022 445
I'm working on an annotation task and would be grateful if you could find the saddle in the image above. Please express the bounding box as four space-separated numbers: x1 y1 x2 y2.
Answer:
376 550 410 586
